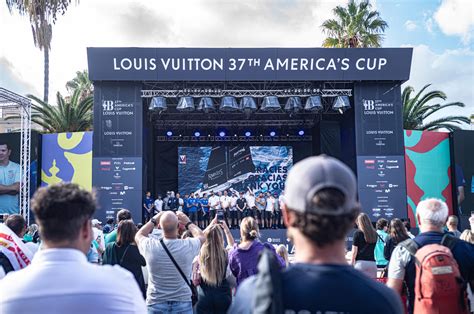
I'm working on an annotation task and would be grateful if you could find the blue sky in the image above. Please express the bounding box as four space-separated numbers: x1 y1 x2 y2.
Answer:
0 0 473 121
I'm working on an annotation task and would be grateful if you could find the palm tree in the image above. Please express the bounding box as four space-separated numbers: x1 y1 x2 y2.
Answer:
403 84 470 132
321 0 388 48
66 70 93 101
6 0 76 103
28 90 93 133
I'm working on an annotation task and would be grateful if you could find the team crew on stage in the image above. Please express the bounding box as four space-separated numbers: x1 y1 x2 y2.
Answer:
143 188 284 229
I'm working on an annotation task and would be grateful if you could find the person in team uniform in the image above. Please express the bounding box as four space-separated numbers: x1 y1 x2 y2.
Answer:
208 191 219 221
188 193 198 224
229 192 239 229
182 194 189 216
220 191 231 227
176 193 184 212
255 193 266 229
199 194 210 229
153 195 163 215
245 188 257 220
236 192 248 225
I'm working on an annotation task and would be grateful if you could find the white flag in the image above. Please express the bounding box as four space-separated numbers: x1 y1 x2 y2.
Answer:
0 223 33 271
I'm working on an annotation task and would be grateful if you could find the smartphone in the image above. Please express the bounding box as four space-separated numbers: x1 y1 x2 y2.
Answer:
217 210 224 222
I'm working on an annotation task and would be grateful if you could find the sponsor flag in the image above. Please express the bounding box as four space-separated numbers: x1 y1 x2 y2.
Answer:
0 223 33 271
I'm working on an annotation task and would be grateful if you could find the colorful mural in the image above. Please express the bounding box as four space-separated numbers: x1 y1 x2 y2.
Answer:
404 130 453 227
41 132 93 190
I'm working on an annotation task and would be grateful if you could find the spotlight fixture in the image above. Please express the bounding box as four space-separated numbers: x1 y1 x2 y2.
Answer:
240 96 257 112
220 96 239 111
284 96 303 113
260 96 281 112
219 131 226 137
269 131 276 137
177 96 195 112
149 96 167 112
166 131 173 136
245 131 251 137
298 130 305 136
197 97 215 113
332 96 351 114
305 96 323 112
194 131 201 137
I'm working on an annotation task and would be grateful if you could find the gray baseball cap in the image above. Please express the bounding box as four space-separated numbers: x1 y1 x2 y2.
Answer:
284 155 357 215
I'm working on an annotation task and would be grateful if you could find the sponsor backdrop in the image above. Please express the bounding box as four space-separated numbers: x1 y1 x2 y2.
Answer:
404 130 453 227
452 130 474 229
92 82 143 222
178 146 292 195
354 82 408 221
0 132 39 215
41 132 93 190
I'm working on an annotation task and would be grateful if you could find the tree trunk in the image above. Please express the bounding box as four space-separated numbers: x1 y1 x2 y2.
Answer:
43 49 49 103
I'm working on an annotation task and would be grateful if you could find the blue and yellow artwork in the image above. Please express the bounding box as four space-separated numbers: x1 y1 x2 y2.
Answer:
41 132 93 190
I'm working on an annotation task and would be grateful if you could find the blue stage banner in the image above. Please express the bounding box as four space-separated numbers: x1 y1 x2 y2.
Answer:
354 82 408 221
88 48 413 82
178 146 292 195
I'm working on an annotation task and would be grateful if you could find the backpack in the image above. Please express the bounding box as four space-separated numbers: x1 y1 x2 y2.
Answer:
253 248 283 314
400 233 469 314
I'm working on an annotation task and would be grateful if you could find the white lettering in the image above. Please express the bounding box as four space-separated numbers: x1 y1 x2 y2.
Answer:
113 58 120 70
121 58 132 70
316 58 325 70
356 58 365 70
264 59 274 71
161 58 171 70
378 58 387 70
277 58 288 70
341 58 349 70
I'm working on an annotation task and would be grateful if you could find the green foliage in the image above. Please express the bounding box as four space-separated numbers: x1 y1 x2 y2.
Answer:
321 0 388 48
403 84 470 132
28 90 93 133
66 70 93 101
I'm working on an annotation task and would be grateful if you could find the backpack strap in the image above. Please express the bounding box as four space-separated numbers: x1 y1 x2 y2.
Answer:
253 248 283 314
440 233 459 251
399 238 419 258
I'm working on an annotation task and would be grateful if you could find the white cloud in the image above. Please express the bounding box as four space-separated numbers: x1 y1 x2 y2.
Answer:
425 17 434 33
434 0 474 43
403 44 474 125
0 0 345 101
404 20 417 32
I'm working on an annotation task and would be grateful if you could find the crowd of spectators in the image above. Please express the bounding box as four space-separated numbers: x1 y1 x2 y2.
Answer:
0 155 473 314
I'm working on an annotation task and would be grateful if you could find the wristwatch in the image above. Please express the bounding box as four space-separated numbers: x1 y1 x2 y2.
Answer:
185 222 193 230
151 218 157 226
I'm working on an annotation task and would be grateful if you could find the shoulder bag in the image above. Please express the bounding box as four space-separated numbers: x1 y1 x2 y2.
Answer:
160 238 198 306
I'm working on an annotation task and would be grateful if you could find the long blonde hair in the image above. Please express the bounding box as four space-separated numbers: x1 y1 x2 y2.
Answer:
240 217 259 242
276 244 289 267
356 213 377 244
199 225 228 286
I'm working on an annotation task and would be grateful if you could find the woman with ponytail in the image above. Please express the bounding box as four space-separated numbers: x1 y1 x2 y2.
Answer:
228 217 285 286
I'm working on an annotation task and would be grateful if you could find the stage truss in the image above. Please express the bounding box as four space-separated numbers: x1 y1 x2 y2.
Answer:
0 88 32 223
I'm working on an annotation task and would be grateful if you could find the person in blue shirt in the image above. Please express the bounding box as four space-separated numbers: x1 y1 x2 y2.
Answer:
199 194 209 229
143 191 154 222
187 193 198 224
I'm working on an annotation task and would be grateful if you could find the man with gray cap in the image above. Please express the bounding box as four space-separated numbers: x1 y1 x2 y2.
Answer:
230 156 402 314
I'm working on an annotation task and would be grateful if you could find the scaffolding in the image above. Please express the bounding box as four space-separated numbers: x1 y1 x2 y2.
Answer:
0 88 32 224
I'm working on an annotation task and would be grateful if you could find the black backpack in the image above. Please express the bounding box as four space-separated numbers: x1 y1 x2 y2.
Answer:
253 248 284 314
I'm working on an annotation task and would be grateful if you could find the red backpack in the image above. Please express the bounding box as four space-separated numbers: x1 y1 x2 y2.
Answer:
401 234 469 314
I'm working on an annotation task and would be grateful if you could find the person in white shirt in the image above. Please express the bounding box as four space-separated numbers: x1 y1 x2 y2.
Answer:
264 192 276 229
176 193 184 212
220 190 231 226
0 183 146 314
245 188 257 219
136 210 205 313
92 219 106 260
154 195 163 214
208 191 220 221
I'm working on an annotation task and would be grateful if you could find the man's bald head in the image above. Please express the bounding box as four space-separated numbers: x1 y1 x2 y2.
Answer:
160 211 178 235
